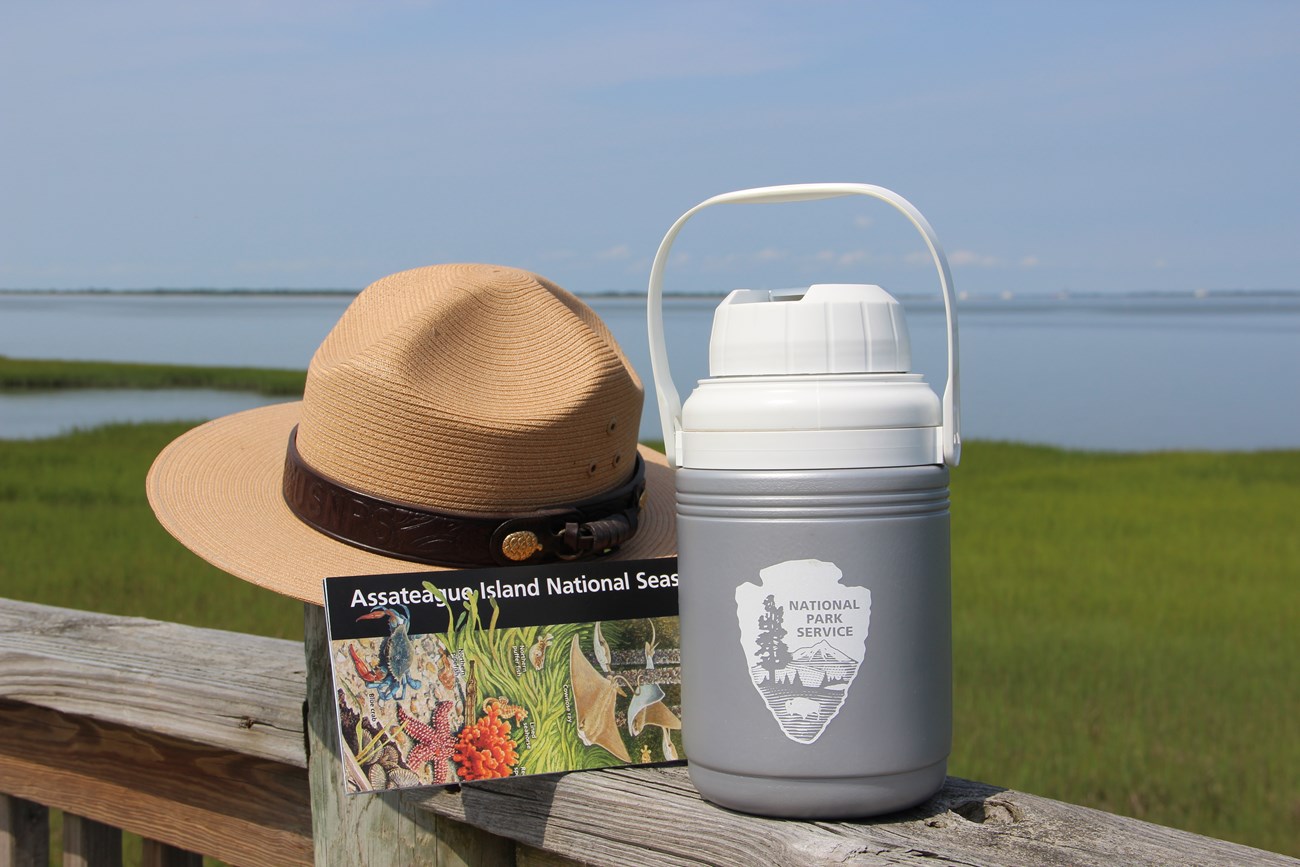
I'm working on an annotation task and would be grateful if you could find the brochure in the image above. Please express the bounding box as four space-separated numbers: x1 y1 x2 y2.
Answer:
323 557 682 793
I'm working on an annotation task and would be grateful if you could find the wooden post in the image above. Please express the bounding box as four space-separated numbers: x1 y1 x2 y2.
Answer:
303 603 517 866
0 795 48 867
141 839 202 867
61 813 122 867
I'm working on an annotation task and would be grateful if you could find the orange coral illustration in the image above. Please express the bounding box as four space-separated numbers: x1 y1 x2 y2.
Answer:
453 704 520 780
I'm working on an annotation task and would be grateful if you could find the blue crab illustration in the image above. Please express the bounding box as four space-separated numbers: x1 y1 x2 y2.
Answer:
352 603 423 701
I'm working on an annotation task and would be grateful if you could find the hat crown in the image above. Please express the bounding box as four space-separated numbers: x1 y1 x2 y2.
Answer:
297 264 643 513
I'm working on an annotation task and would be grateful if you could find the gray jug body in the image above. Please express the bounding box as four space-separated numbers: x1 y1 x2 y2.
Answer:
676 464 951 819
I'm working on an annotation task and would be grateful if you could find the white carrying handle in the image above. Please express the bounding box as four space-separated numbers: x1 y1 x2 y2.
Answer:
647 183 961 467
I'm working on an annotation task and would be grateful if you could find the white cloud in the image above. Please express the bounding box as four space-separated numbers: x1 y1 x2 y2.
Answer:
1020 255 1040 268
949 250 1002 268
812 249 870 267
233 257 368 276
596 244 632 261
696 249 810 272
853 215 874 229
699 252 746 272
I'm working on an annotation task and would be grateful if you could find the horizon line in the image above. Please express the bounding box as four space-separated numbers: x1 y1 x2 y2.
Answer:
2 287 1299 301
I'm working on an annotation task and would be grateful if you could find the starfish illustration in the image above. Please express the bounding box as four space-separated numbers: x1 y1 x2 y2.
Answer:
396 701 457 784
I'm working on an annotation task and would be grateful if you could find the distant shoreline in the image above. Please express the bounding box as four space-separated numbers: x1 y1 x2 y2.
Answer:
0 287 694 298
0 287 363 298
3 286 1300 305
0 356 306 396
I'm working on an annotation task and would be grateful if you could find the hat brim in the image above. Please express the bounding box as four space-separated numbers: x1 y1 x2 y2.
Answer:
146 402 677 605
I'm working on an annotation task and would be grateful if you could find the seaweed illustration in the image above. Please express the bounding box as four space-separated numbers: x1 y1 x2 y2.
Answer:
420 582 683 775
424 579 583 776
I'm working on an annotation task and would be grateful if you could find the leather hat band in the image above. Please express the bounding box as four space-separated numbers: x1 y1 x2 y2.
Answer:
281 426 644 569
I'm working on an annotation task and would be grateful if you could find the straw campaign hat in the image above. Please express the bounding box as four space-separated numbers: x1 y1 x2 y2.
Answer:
147 263 676 604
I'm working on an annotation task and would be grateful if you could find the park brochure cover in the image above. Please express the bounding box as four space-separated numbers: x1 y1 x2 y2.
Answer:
323 558 682 792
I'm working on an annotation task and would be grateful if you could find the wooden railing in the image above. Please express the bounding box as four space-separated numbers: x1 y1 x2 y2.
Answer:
1 597 1294 867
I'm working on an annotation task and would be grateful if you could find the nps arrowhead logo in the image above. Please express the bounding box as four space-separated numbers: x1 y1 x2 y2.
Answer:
734 559 871 744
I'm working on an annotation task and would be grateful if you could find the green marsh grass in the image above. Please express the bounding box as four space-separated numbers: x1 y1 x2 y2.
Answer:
0 394 1296 855
0 355 306 395
0 421 302 639
949 443 1299 857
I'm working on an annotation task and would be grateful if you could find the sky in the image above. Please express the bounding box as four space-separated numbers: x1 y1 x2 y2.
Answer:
3 1 1298 297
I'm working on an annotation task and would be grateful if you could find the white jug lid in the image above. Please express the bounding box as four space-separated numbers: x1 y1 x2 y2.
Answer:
710 284 911 377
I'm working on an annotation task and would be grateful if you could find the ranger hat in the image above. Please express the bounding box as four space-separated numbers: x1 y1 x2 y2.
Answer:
147 263 675 604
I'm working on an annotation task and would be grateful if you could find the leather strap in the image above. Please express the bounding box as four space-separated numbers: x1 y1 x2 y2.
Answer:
281 426 644 568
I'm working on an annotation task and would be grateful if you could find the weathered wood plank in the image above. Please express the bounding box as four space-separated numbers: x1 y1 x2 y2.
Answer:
61 813 122 867
407 767 1299 867
303 603 518 867
0 700 311 867
515 844 590 867
3 597 1295 867
0 598 305 767
0 794 49 867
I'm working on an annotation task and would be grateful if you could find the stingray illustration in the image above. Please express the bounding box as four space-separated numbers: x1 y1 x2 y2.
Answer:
592 620 613 673
660 725 678 761
626 620 680 742
644 619 657 670
626 682 681 739
568 634 631 762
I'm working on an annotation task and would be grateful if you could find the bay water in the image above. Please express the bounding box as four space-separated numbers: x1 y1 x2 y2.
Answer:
1 290 1297 451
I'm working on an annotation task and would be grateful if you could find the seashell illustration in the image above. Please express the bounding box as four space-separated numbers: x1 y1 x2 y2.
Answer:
367 763 388 790
377 743 402 771
386 767 423 789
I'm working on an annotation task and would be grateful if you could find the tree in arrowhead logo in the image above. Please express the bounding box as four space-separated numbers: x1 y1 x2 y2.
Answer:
735 559 871 744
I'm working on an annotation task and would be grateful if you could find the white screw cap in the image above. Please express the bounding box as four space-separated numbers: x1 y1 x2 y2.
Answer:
709 283 912 376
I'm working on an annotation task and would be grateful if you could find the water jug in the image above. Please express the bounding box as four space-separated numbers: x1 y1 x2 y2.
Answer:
646 183 961 818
